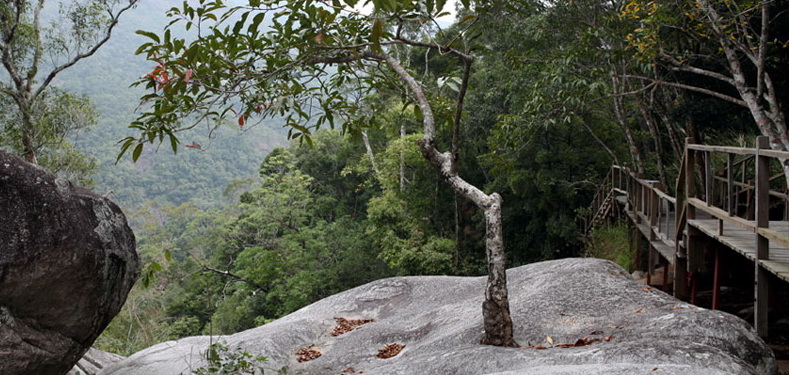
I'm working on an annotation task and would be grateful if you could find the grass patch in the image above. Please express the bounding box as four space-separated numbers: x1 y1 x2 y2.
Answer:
585 223 632 271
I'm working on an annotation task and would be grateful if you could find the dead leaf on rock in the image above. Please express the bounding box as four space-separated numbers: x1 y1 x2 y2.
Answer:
604 335 613 341
376 343 405 359
642 286 652 292
546 336 554 345
531 345 548 350
635 308 643 313
332 317 375 336
296 345 322 362
341 368 364 373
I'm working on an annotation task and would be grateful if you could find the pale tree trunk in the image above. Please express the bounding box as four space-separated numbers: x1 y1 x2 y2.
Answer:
611 74 644 174
19 97 38 164
635 95 667 185
669 0 789 186
381 52 518 347
400 123 406 191
361 130 381 176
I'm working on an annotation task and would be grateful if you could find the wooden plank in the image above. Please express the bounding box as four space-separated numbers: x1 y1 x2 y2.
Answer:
757 149 789 160
654 188 676 204
688 145 755 155
757 227 789 250
650 240 675 264
688 198 756 233
690 220 757 260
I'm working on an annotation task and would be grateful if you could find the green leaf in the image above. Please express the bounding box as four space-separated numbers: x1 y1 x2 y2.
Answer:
371 19 383 53
135 30 160 43
436 0 447 13
168 133 179 153
458 14 477 24
132 143 144 162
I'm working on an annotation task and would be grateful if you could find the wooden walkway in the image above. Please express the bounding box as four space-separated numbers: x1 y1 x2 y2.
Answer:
588 137 789 337
690 219 789 282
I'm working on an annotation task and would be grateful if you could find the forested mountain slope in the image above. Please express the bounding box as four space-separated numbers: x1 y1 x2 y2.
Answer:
52 0 286 210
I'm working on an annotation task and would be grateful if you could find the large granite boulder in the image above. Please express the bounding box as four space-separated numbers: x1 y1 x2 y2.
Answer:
0 150 139 375
99 258 776 375
68 348 126 375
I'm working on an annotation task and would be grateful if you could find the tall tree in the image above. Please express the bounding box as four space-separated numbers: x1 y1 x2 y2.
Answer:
126 0 518 346
0 0 138 169
622 0 789 179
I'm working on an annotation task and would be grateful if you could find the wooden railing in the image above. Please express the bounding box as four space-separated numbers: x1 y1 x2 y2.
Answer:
587 136 789 337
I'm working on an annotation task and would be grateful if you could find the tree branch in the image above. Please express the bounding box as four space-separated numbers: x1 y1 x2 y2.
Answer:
451 59 472 168
33 0 139 101
202 265 267 293
361 130 381 176
393 36 475 63
622 75 747 107
660 52 737 87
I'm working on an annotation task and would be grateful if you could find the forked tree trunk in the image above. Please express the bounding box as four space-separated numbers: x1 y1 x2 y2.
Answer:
381 52 518 347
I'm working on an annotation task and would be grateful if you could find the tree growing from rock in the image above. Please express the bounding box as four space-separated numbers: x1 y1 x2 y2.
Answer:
125 0 518 347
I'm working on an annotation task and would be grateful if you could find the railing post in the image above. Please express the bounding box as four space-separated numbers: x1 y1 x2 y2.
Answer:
646 183 659 285
754 136 770 337
727 153 734 215
705 151 713 206
686 138 703 273
675 137 696 300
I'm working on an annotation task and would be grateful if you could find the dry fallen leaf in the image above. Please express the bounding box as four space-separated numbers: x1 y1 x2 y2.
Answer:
376 343 405 359
635 308 643 313
642 286 652 292
604 335 613 341
546 336 554 345
332 317 375 336
296 345 322 362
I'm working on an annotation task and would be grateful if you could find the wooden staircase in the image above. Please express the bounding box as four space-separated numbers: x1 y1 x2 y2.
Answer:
587 188 615 232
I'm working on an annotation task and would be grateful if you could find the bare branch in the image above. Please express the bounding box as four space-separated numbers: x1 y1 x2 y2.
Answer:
33 0 139 101
660 53 737 86
451 59 472 168
202 265 267 293
622 75 747 107
361 130 381 176
394 36 475 63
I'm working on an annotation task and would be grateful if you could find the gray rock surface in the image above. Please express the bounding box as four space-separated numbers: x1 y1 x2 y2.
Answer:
99 258 776 375
0 150 139 375
69 348 126 375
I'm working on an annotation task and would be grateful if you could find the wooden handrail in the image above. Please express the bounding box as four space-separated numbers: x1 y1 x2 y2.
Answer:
687 198 756 233
688 145 755 155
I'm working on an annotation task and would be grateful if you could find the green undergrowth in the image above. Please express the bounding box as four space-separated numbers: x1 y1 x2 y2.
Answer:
585 222 632 271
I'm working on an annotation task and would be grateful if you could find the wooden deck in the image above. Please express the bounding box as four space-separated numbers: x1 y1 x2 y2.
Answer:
589 140 789 337
690 219 789 282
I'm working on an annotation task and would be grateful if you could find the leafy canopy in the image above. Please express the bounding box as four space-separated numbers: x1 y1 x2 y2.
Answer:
124 0 471 161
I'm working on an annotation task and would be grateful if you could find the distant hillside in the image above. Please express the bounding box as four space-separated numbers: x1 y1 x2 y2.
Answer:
52 0 287 212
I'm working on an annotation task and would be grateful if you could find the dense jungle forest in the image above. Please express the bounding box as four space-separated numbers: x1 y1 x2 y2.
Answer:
2 0 787 355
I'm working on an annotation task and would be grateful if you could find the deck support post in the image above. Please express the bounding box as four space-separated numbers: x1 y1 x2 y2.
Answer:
661 256 669 292
755 136 770 337
674 256 687 299
712 247 721 310
633 225 642 272
690 271 698 305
